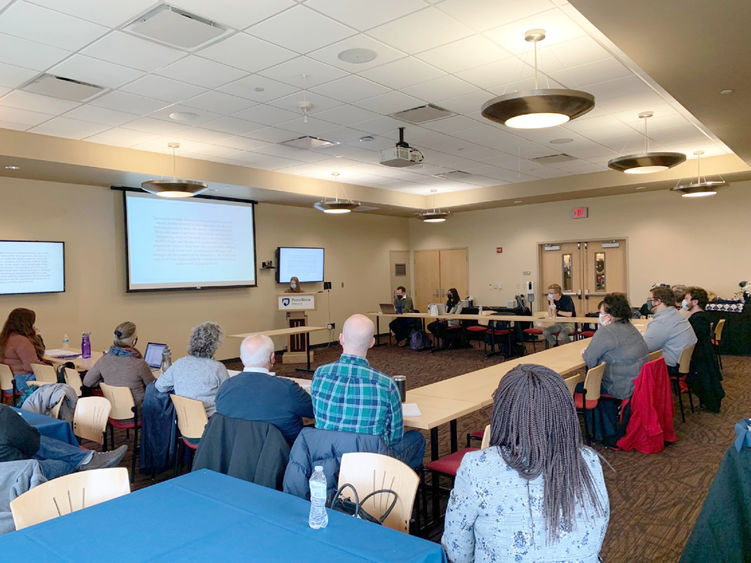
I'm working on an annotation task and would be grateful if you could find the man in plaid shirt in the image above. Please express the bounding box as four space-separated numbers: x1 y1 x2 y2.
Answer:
312 314 426 469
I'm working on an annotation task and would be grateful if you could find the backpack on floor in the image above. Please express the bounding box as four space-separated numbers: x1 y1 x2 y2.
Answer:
409 329 431 351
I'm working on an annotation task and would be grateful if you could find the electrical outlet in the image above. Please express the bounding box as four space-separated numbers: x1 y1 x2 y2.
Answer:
327 322 336 330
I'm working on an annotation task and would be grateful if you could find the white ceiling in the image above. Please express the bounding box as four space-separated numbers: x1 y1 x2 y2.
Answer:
0 0 734 196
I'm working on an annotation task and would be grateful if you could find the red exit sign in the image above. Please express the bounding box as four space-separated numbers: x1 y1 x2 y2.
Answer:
572 207 588 219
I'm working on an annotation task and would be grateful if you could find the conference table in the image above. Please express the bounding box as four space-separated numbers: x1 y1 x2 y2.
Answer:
229 326 328 372
0 470 446 562
43 349 102 372
14 407 78 446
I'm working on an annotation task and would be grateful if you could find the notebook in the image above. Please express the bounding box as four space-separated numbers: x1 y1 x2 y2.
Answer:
144 342 167 370
379 303 397 314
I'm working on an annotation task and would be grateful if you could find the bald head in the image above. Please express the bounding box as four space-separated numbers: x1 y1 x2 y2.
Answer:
339 314 375 358
240 334 275 369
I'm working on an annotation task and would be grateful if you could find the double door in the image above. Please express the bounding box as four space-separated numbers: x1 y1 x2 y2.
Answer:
414 248 468 313
538 240 627 315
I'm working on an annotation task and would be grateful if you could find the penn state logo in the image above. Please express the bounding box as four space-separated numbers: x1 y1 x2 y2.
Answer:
282 297 291 307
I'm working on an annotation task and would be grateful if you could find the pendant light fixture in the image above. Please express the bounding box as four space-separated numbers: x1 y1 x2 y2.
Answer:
141 142 207 198
671 150 726 197
313 172 359 214
481 29 595 129
608 111 686 174
418 189 449 223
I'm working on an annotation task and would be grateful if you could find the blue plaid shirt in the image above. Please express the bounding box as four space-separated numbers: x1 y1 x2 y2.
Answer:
312 354 403 446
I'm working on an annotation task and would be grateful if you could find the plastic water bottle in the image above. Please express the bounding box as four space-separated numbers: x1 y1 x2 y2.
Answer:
62 334 70 350
308 465 328 529
81 332 91 359
160 346 172 372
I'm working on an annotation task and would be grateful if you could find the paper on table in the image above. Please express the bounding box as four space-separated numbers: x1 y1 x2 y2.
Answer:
402 403 422 417
45 349 81 358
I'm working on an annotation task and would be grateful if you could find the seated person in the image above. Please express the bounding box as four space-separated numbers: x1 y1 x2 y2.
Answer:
683 287 724 412
0 404 127 480
389 285 418 346
582 293 648 400
155 322 229 416
643 286 697 373
0 308 52 393
83 321 154 409
427 288 463 349
673 284 691 319
215 334 312 444
312 314 426 470
542 283 576 346
442 364 609 562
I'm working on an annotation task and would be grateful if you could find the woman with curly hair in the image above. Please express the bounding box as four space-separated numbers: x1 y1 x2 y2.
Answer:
0 308 51 392
156 321 229 415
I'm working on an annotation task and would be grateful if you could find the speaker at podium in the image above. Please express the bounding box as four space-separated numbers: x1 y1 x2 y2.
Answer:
278 293 317 364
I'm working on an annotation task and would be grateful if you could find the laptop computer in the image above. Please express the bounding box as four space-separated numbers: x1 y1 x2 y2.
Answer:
144 342 167 370
379 303 397 314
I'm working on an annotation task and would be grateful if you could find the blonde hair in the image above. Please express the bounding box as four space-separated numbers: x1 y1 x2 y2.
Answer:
113 321 137 347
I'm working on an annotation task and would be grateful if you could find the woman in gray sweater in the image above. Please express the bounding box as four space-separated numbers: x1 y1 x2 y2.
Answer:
582 293 649 399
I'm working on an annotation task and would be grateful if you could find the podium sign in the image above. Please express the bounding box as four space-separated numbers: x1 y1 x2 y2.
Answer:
278 294 316 311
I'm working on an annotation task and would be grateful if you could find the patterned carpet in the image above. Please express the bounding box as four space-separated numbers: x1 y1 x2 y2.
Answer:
115 341 747 561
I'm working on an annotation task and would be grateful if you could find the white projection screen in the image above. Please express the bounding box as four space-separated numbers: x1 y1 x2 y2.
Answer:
124 192 256 291
0 241 65 295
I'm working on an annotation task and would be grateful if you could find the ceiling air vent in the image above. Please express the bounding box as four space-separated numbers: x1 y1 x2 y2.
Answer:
389 104 456 124
433 170 472 181
22 74 105 102
125 4 228 50
280 136 339 149
531 153 576 165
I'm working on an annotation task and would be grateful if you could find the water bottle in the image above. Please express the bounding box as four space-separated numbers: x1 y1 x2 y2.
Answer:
160 346 172 372
62 334 70 350
81 332 91 359
308 465 328 529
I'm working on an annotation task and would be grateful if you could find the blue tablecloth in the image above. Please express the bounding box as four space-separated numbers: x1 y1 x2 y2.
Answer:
14 407 78 446
0 469 446 562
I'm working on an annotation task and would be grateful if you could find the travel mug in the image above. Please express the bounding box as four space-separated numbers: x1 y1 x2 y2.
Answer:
393 375 407 402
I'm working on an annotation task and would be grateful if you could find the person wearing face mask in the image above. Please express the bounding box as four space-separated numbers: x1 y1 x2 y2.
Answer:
389 285 417 346
643 285 697 373
582 293 649 400
285 276 303 293
542 283 576 347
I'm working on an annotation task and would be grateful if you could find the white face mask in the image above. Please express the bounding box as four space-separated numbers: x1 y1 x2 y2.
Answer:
290 282 297 289
547 293 554 301
681 299 689 311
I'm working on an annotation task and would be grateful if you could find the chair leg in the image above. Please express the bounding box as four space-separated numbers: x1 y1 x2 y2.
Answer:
672 378 686 423
131 424 139 483
430 471 440 524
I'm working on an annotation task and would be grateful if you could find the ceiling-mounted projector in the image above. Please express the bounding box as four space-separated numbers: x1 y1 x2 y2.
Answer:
379 127 424 167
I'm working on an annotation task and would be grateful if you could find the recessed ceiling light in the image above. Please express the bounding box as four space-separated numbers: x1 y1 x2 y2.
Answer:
4 165 20 170
169 111 200 122
550 138 574 144
720 89 734 95
338 48 377 64
254 87 265 92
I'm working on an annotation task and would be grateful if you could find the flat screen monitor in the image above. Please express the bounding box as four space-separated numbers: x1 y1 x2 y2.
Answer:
276 247 324 283
124 191 256 291
0 240 65 295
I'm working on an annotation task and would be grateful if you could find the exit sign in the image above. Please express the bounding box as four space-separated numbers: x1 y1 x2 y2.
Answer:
572 207 588 219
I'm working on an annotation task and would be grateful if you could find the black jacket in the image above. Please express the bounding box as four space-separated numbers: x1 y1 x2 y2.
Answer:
139 382 178 476
0 404 40 462
688 311 725 412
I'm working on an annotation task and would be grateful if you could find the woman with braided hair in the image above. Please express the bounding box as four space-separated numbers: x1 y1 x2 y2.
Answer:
442 364 609 562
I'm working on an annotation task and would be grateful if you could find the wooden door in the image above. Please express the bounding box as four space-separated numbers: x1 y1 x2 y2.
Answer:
583 240 627 314
538 242 583 314
439 248 468 302
414 250 440 313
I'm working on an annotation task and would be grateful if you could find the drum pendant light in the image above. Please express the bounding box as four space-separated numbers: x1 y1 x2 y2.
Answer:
141 142 207 198
671 150 726 197
481 29 595 129
608 111 686 174
313 172 359 214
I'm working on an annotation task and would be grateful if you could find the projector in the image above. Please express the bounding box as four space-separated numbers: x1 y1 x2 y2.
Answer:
379 127 424 167
379 145 424 167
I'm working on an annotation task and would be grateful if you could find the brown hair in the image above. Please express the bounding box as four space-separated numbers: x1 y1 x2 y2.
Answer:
0 308 39 358
650 286 675 307
547 283 562 294
598 293 632 322
685 286 709 309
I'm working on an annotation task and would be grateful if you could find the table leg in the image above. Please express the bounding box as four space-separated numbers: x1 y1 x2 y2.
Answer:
295 332 314 374
374 316 385 347
429 426 440 524
450 419 457 453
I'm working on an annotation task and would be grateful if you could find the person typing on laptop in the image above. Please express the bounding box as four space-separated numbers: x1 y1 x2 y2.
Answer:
389 286 418 346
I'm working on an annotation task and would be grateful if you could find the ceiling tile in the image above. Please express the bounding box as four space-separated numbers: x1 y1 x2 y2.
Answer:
0 90 80 113
0 32 70 70
83 127 159 147
198 32 297 72
455 57 530 91
308 35 405 72
248 5 355 54
156 56 248 89
169 0 295 30
257 56 347 88
359 57 444 89
202 116 264 136
245 126 302 143
0 105 53 127
550 58 631 90
148 103 224 126
235 104 300 126
309 75 390 103
485 8 586 55
121 117 195 137
0 61 38 89
433 89 492 115
0 2 108 51
314 104 380 126
355 90 424 114
436 0 553 32
268 91 343 115
62 105 135 126
90 90 169 115
417 36 509 73
29 116 110 139
218 74 299 102
420 114 481 134
50 55 144 89
402 75 478 102
121 75 207 103
367 7 472 54
82 31 185 72
538 35 611 71
183 91 255 114
26 0 156 27
352 115 405 135
305 0 427 31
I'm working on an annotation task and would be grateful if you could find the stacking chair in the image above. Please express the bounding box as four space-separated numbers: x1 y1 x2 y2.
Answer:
671 345 696 423
170 394 208 474
73 396 111 449
574 362 606 442
0 363 18 404
10 468 130 530
49 395 65 419
28 363 58 386
64 367 84 397
338 452 420 534
522 312 548 351
564 373 584 397
99 383 140 482
711 318 726 371
648 349 664 362
464 310 494 348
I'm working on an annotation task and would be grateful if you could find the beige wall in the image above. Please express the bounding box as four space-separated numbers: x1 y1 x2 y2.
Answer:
409 182 750 309
0 177 408 360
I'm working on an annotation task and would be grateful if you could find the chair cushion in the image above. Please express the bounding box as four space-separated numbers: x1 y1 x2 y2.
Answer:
574 393 598 410
465 326 487 333
426 448 478 476
181 436 200 449
469 429 484 440
523 328 543 335
580 330 595 338
108 418 140 430
488 329 510 336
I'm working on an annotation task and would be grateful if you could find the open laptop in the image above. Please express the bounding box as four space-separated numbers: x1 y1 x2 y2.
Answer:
144 342 167 370
379 303 397 314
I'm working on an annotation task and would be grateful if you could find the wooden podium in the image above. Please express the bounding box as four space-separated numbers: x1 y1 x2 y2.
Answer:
277 293 317 364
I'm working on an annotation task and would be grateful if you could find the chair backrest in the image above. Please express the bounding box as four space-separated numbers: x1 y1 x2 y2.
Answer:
337 452 419 534
170 394 208 440
479 424 491 449
73 396 112 445
714 318 726 342
30 363 57 384
0 363 14 392
10 467 130 530
678 344 696 375
648 349 663 362
583 362 606 402
99 382 136 419
564 373 584 397
49 395 65 419
64 367 84 397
